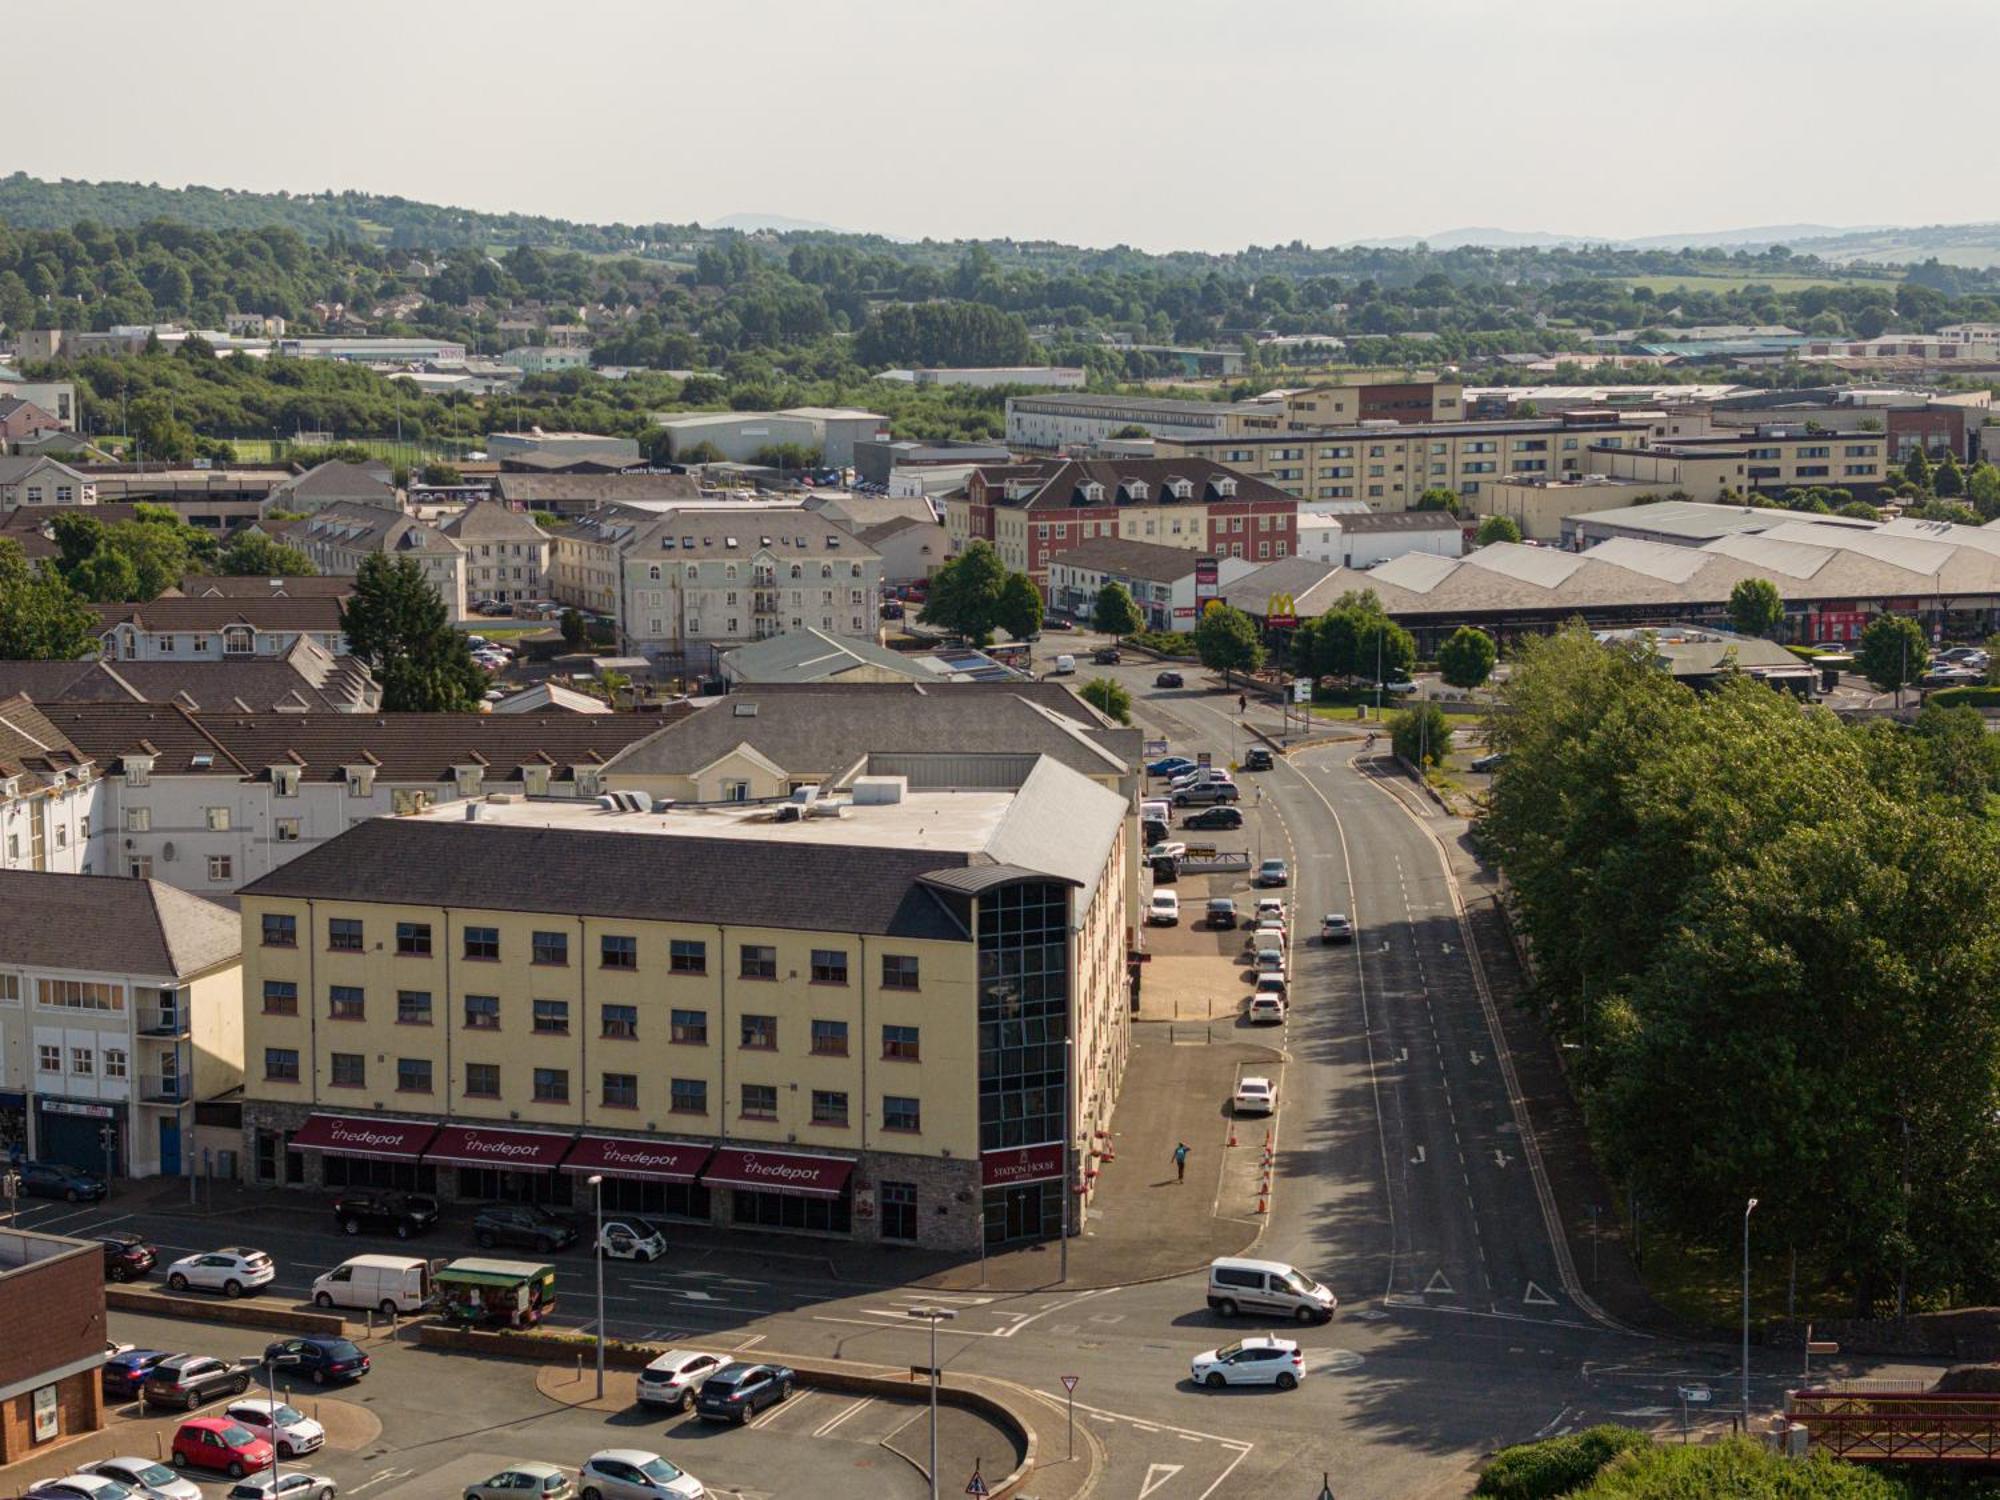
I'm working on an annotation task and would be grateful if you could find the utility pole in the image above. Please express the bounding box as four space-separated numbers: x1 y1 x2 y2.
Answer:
587 1174 606 1397
1742 1197 1759 1425
907 1306 956 1500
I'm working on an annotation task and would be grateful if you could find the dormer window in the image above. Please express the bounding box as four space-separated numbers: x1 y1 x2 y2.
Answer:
454 765 483 797
345 766 376 797
1081 482 1105 502
1215 478 1238 496
1171 479 1193 500
1126 481 1149 500
521 764 551 796
125 757 153 788
271 766 300 798
575 767 602 797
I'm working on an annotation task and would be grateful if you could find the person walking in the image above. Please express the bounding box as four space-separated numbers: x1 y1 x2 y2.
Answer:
1172 1141 1191 1184
1237 692 1248 714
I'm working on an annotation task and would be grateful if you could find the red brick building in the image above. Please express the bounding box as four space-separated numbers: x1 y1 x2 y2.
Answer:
0 1229 108 1463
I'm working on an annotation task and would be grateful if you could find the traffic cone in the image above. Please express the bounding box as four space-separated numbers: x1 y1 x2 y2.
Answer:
1227 1125 1238 1148
1102 1141 1116 1162
1256 1193 1268 1214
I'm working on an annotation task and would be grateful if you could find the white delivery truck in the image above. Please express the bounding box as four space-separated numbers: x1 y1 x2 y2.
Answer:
311 1254 433 1315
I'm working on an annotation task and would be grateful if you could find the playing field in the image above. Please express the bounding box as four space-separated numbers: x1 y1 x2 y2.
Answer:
1613 271 1900 294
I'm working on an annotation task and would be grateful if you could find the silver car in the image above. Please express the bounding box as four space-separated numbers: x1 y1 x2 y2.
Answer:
80 1461 201 1500
224 1475 336 1500
464 1463 575 1500
577 1450 704 1500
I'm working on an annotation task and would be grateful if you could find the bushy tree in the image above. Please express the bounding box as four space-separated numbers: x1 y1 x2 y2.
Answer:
1415 487 1461 515
1193 603 1263 685
1091 581 1142 638
995 572 1043 644
1904 446 1934 492
340 554 484 712
1293 589 1413 682
1727 577 1784 638
1856 612 1928 695
1389 701 1450 768
1077 676 1132 724
1473 514 1521 546
217 532 316 577
918 541 1008 645
1934 452 1966 498
0 538 97 660
1967 461 2000 521
1437 625 1497 689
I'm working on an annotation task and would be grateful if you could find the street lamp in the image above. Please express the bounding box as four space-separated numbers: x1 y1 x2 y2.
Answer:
907 1306 958 1500
587 1173 606 1399
1742 1196 1759 1424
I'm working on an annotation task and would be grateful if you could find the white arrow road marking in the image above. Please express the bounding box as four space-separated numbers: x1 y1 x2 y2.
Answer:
1411 1145 1426 1164
1423 1269 1455 1295
1523 1281 1558 1306
1395 1047 1409 1063
1469 1050 1484 1066
1140 1463 1185 1499
1493 1149 1512 1169
348 1470 415 1496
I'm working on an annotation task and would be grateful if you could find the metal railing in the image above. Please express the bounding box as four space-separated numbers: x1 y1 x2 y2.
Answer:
138 1074 189 1104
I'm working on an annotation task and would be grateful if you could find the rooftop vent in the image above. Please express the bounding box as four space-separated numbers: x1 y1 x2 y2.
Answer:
850 775 907 806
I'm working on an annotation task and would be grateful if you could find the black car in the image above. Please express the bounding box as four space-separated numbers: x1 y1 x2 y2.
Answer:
1242 747 1274 772
332 1190 438 1240
99 1231 157 1282
1092 646 1121 664
1155 670 1184 688
472 1201 579 1253
264 1335 371 1386
103 1347 172 1399
694 1361 796 1424
1183 805 1245 831
142 1353 251 1410
16 1160 108 1202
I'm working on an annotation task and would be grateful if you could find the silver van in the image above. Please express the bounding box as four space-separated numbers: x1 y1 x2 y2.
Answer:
1206 1256 1337 1323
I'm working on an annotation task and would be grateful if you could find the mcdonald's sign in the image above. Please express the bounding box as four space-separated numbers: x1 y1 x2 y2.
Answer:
1266 592 1298 629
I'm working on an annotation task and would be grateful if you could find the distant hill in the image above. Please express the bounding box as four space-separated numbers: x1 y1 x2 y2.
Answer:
711 212 848 234
1352 223 1879 252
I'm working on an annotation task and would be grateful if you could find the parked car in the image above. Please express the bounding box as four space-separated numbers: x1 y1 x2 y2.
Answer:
16 1160 107 1202
1254 897 1286 925
1174 782 1240 806
1041 616 1075 632
1171 767 1231 790
1254 972 1289 1005
1155 670 1184 688
1381 675 1420 696
694 1362 796 1425
1205 898 1238 930
1147 755 1198 777
576 1449 705 1500
332 1191 438 1240
1190 1336 1305 1390
225 1476 337 1500
1233 1076 1277 1116
170 1418 273 1480
164 1248 275 1298
464 1464 575 1500
99 1232 157 1282
263 1336 371 1386
222 1397 324 1460
1092 646 1121 664
143 1356 252 1411
596 1216 668 1263
25 1477 137 1500
635 1349 725 1411
103 1349 173 1400
1922 666 1980 687
1147 890 1181 926
79 1458 201 1500
1246 993 1285 1025
1052 653 1077 676
1243 747 1274 771
1257 858 1290 888
472 1202 579 1253
1183 804 1244 830
1321 913 1353 944
1244 920 1286 953
1145 840 1188 865
1470 752 1507 773
1254 949 1286 979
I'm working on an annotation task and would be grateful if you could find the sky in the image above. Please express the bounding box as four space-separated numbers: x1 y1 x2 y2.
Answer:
16 0 1996 254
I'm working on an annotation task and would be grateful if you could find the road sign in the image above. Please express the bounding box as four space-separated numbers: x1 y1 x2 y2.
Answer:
1143 738 1169 759
965 1468 989 1498
1678 1384 1713 1403
1292 676 1311 703
1060 1374 1079 1392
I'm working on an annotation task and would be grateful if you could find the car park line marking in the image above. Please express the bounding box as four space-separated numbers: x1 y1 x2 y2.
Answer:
813 1396 872 1437
733 1333 766 1352
748 1390 810 1429
346 1468 415 1495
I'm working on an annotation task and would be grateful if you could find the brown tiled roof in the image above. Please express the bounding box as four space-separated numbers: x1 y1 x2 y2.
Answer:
177 575 358 598
0 694 92 779
0 870 240 978
91 597 346 633
1015 458 1293 512
37 703 244 774
1043 536 1208 583
439 499 551 543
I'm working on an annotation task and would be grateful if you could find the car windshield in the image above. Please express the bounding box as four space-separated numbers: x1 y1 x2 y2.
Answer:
1214 1340 1245 1360
270 1404 304 1424
131 1465 176 1486
219 1425 257 1446
319 1340 362 1361
621 1219 661 1238
637 1458 685 1483
1282 1271 1320 1294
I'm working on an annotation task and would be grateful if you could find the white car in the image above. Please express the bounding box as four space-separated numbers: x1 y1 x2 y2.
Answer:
1190 1336 1305 1390
1145 841 1188 864
1246 994 1285 1025
1170 767 1231 791
576 1449 705 1500
224 1397 325 1459
635 1349 726 1411
224 1476 337 1500
29 1478 143 1500
1234 1076 1276 1116
165 1248 275 1298
596 1216 668 1263
80 1460 202 1500
1147 890 1181 926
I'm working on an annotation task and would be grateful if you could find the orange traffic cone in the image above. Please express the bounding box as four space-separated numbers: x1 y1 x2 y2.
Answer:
1227 1125 1238 1148
1256 1193 1268 1214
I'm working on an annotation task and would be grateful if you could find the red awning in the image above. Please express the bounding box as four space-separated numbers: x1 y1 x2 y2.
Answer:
562 1135 711 1184
289 1114 438 1161
424 1124 574 1172
701 1147 855 1200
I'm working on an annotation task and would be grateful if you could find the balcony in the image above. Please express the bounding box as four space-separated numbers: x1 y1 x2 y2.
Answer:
136 1005 189 1038
752 592 782 614
138 1075 189 1105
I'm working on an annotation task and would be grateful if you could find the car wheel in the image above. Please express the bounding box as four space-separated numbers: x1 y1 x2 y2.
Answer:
536 1235 556 1253
67 1188 80 1202
315 1291 334 1308
110 1264 130 1282
1295 1306 1317 1325
1277 1372 1298 1390
343 1219 361 1236
228 1461 246 1479
582 1488 602 1500
224 1279 244 1298
736 1407 750 1426
394 1223 411 1241
1215 1298 1238 1318
634 1249 650 1264
311 1369 327 1386
679 1390 694 1413
168 1272 188 1291
1204 1372 1226 1390
475 1230 496 1249
234 1376 250 1395
174 1451 191 1469
380 1298 399 1316
281 1443 296 1460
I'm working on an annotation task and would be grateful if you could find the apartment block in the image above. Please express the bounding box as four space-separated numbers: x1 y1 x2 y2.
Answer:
440 499 552 607
0 698 95 877
272 504 467 622
93 597 349 663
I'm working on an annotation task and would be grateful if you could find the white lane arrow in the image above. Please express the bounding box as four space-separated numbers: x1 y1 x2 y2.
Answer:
1493 1149 1512 1169
1139 1463 1184 1499
1411 1145 1426 1164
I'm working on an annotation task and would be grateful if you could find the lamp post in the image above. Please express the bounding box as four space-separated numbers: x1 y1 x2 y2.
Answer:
908 1306 958 1500
587 1173 606 1399
1742 1196 1759 1425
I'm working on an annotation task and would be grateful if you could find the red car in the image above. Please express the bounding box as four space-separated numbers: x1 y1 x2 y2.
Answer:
172 1417 274 1479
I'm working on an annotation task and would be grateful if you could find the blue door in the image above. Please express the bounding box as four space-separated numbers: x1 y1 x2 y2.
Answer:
158 1116 181 1177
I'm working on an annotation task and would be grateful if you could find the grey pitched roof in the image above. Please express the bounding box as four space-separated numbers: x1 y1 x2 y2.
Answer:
238 818 970 941
276 460 396 504
178 575 358 599
440 499 552 544
91 597 346 634
719 629 939 683
0 655 373 713
1334 510 1464 534
1044 536 1207 584
0 871 240 978
280 503 460 557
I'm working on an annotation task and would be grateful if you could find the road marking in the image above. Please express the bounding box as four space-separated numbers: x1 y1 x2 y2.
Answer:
1523 1282 1559 1306
1469 1050 1484 1066
733 1333 766 1352
1612 1406 1672 1417
1410 1145 1425 1164
1140 1463 1184 1498
346 1469 415 1495
1423 1269 1455 1295
1493 1149 1513 1169
1197 1445 1254 1500
813 1396 872 1437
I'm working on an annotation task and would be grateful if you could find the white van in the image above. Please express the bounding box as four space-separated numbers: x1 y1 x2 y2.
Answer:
311 1254 433 1315
1207 1256 1337 1324
1140 799 1171 828
1053 654 1077 676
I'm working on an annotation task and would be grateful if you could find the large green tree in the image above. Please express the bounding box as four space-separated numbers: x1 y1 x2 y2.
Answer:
1077 676 1132 724
1389 701 1451 767
1473 514 1521 547
1437 625 1497 689
1727 577 1785 638
1855 612 1928 696
218 532 317 577
995 572 1044 644
917 540 1008 646
0 537 98 660
339 554 485 712
1194 602 1263 685
1091 581 1143 638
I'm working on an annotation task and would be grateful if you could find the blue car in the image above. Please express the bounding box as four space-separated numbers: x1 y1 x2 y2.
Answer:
1147 756 1198 777
103 1347 173 1399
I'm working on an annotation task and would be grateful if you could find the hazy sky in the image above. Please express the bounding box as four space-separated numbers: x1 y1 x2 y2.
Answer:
17 0 1994 253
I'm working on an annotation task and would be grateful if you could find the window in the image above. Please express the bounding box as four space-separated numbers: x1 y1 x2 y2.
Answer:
262 913 297 948
532 930 568 966
740 944 776 979
36 1043 60 1072
669 939 707 975
330 986 365 1020
601 934 637 969
396 921 432 957
397 1058 433 1093
207 854 233 882
276 817 301 842
533 1068 570 1103
533 999 570 1034
38 978 124 1012
329 918 363 952
263 980 299 1015
883 1095 922 1133
464 994 500 1029
741 1083 778 1120
330 1053 365 1088
464 926 499 961
125 807 150 833
671 1078 707 1114
811 1019 849 1056
740 1014 777 1050
810 949 849 985
811 1090 849 1127
103 1047 127 1079
670 1008 708 1045
881 954 920 991
883 1024 921 1061
464 1062 500 1098
70 1045 93 1076
601 1072 638 1109
265 1048 300 1083
200 806 229 832
397 990 433 1025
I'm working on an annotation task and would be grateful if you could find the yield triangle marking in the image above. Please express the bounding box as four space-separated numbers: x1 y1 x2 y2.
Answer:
1522 1280 1558 1307
1139 1463 1184 1499
1423 1269 1455 1295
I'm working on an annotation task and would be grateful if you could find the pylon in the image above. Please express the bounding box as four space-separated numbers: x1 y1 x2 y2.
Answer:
1102 1141 1116 1161
1256 1193 1268 1214
1227 1125 1238 1148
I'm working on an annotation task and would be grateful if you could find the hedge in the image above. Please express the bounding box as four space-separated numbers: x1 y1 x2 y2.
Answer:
1125 630 1196 656
1475 1425 1650 1500
1927 685 2000 708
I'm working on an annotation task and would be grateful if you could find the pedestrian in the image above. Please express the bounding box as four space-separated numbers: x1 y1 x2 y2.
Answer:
1237 692 1247 714
1172 1140 1190 1184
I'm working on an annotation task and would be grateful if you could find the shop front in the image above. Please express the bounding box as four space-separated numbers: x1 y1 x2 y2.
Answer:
425 1124 576 1207
981 1141 1065 1246
287 1114 439 1193
35 1098 123 1178
0 1091 26 1163
703 1147 855 1236
561 1134 712 1222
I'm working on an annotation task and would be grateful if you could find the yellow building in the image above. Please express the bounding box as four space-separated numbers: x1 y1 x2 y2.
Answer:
235 758 1130 1252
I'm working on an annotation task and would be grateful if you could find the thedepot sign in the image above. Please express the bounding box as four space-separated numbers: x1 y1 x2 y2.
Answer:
736 1153 828 1185
326 1120 421 1152
454 1131 549 1161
